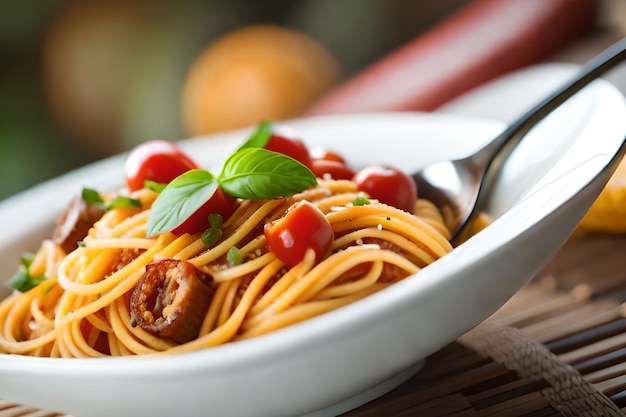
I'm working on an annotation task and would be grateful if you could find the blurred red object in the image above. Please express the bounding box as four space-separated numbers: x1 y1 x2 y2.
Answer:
306 0 597 115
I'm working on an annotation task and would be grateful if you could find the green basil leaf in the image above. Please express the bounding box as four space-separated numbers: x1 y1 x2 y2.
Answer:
7 271 45 293
6 253 46 292
208 213 223 229
146 169 218 237
20 253 34 269
218 148 317 199
201 228 223 247
238 121 273 149
352 195 370 206
144 180 168 193
227 247 243 265
82 188 104 206
108 196 142 209
82 188 140 211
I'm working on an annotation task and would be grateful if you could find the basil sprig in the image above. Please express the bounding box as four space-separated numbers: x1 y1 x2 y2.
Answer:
146 145 317 237
200 214 225 247
144 180 168 193
7 253 46 292
239 120 273 149
82 188 141 211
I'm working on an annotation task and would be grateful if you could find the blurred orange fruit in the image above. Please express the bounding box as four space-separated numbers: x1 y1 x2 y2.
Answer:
41 0 153 156
182 24 341 136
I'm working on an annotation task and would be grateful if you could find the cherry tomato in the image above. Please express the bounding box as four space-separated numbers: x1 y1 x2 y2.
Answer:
311 159 355 180
264 200 334 267
172 187 237 235
265 133 313 170
352 166 417 213
125 140 199 192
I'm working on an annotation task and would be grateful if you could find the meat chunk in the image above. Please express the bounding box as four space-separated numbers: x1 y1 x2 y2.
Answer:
52 195 105 253
130 259 214 344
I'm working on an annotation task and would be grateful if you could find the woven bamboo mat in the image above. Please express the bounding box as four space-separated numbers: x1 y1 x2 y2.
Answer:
3 233 626 417
343 233 626 416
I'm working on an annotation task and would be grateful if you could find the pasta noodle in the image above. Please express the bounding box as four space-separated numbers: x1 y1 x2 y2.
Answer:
0 178 452 357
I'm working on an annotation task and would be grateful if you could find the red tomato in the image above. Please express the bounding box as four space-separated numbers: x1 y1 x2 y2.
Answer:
264 200 334 267
265 134 313 170
172 187 236 235
311 159 355 180
352 166 417 213
125 140 199 192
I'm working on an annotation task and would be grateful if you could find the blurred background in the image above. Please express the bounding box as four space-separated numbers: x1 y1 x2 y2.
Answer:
0 0 623 201
1 0 476 200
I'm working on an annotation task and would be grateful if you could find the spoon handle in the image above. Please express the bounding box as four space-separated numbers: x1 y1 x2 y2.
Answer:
470 36 626 223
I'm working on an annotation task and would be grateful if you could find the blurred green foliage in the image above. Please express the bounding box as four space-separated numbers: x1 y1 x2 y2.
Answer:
0 1 93 199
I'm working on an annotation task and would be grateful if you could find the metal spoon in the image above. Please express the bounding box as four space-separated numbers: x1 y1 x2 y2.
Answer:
413 37 626 245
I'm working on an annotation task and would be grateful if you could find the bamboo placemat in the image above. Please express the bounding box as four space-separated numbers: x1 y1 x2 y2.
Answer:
3 233 626 417
343 233 626 416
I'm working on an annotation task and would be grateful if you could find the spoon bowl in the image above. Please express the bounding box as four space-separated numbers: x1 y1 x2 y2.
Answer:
414 37 626 244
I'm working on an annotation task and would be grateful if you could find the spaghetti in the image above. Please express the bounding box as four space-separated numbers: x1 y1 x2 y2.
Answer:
0 179 452 358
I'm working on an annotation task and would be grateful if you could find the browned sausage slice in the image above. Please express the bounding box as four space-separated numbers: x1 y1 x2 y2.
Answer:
52 195 105 253
130 259 215 344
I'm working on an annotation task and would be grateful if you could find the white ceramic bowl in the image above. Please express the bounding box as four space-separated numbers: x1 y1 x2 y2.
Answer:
0 79 625 417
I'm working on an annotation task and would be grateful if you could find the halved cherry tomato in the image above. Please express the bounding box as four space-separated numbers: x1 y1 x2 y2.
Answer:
125 140 199 192
265 133 313 170
264 200 334 267
311 159 355 180
172 187 237 236
352 166 417 213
